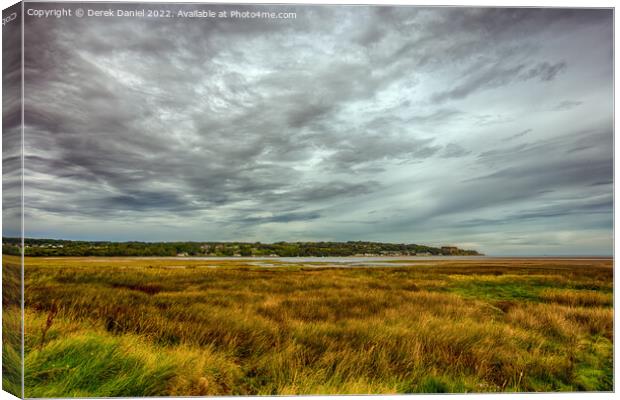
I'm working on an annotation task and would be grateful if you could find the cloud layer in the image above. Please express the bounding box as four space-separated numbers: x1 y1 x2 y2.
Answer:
13 4 613 255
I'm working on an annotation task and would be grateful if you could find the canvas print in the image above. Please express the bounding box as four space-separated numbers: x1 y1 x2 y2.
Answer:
1 1 614 397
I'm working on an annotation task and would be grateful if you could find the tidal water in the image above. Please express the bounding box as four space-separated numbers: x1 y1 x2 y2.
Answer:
132 255 609 263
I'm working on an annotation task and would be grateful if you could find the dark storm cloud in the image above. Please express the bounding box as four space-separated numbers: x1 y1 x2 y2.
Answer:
19 4 613 254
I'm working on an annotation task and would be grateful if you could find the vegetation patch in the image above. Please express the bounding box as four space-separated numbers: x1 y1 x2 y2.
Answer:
17 256 613 395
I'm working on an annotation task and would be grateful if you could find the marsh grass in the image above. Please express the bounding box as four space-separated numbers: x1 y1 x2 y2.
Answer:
2 257 22 397
16 256 613 396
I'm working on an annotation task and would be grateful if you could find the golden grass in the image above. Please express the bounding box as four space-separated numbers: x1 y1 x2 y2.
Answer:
11 255 614 395
2 256 22 397
539 288 612 307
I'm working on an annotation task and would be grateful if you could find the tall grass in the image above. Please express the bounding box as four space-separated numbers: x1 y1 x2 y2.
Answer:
18 256 613 396
2 256 22 397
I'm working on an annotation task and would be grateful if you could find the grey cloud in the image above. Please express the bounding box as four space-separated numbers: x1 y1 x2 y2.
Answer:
473 114 516 126
422 8 611 43
237 211 322 225
477 129 610 168
367 126 612 239
3 3 23 227
471 153 610 190
441 143 471 158
407 109 464 125
324 135 440 171
590 180 613 187
16 5 613 255
507 128 532 141
432 61 566 103
354 24 386 46
432 63 525 103
287 181 380 202
430 131 613 219
521 61 567 81
553 100 583 111
456 195 612 228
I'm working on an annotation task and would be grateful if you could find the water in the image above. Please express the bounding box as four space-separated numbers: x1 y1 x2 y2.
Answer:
133 255 609 262
43 255 611 264
141 255 489 262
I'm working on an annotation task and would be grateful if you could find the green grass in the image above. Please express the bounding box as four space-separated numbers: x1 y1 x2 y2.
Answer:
447 274 613 303
26 333 176 397
15 256 614 396
2 309 22 397
2 257 22 397
447 277 544 301
572 336 613 391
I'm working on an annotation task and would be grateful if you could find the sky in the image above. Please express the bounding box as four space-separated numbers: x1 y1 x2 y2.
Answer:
3 3 613 255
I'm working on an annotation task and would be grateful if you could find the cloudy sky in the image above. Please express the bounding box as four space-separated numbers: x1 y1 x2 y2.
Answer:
10 4 614 255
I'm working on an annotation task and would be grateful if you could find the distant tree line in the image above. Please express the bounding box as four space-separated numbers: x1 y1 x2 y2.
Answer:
2 237 481 257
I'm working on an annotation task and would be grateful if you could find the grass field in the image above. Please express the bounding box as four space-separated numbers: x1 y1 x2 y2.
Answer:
8 255 614 396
